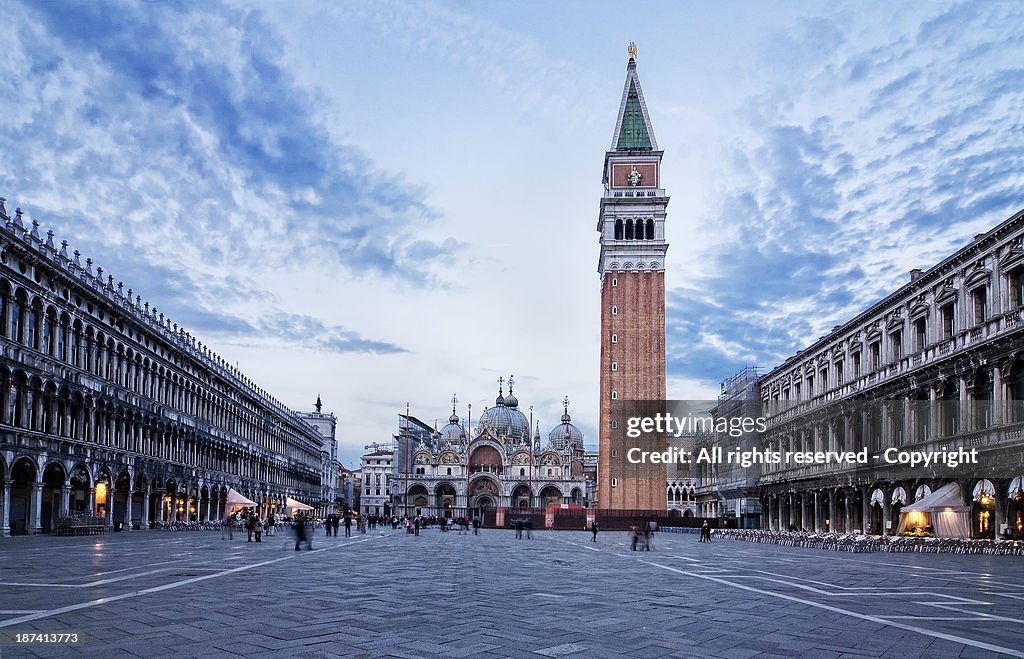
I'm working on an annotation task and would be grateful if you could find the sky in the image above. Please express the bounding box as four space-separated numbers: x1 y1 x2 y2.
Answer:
1 1 1022 467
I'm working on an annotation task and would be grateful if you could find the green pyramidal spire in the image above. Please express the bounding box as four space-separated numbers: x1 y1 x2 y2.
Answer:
616 80 652 150
611 54 657 152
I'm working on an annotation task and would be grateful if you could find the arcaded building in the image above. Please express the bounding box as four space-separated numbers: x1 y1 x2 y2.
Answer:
0 198 329 534
758 207 1024 538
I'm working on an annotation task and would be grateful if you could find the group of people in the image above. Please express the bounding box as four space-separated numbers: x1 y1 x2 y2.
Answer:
512 518 534 539
629 521 658 551
220 510 278 542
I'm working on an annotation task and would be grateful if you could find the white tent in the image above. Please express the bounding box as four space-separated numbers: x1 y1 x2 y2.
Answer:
898 482 970 538
286 497 313 513
223 488 258 518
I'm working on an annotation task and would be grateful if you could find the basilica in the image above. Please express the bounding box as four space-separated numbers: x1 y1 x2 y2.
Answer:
394 380 590 521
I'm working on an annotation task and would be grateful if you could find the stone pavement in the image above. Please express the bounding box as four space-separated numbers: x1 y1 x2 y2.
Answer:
0 526 1023 658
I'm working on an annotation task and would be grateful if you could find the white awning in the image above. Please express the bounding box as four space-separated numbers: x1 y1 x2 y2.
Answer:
902 482 968 513
286 497 313 511
225 488 257 507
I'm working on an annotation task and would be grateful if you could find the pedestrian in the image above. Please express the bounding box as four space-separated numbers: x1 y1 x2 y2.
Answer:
293 517 306 551
525 518 533 540
414 516 420 536
344 514 352 538
630 525 639 551
332 513 340 537
473 517 480 535
591 521 599 542
700 520 711 542
254 516 263 543
221 513 235 540
265 513 275 537
643 522 652 551
515 518 523 540
246 511 257 542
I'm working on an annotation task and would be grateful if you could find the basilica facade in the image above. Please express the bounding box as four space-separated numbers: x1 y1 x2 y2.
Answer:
0 198 330 534
394 382 589 520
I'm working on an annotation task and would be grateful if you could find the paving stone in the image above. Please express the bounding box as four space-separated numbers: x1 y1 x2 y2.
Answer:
0 530 1022 658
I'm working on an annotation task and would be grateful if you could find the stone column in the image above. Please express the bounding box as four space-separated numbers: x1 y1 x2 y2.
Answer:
882 493 891 536
992 367 1003 427
813 491 821 532
30 483 43 533
861 486 871 533
1 481 11 536
765 496 773 531
993 489 1003 541
798 493 806 531
61 484 71 517
104 487 113 528
125 489 133 531
141 486 150 529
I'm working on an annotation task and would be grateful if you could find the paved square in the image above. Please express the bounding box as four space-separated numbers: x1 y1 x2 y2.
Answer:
1 528 1023 657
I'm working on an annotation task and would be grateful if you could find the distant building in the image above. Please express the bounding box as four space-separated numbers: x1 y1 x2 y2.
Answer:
294 394 340 515
395 381 589 520
758 207 1024 539
359 448 393 517
0 198 325 535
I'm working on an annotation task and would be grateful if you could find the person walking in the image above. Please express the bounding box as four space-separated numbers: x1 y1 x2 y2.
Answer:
343 514 352 538
515 518 523 540
525 518 533 540
265 513 275 537
700 520 711 542
246 511 257 542
472 517 480 535
331 513 340 537
221 513 235 540
591 521 599 542
630 525 639 551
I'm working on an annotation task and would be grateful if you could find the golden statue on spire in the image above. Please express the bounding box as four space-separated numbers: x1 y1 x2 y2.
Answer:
628 41 638 61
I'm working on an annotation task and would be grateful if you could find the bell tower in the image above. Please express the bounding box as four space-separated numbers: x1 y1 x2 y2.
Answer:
597 44 668 510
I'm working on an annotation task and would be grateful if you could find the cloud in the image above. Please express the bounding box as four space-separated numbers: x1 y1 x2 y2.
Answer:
667 1 1024 390
2 1 459 287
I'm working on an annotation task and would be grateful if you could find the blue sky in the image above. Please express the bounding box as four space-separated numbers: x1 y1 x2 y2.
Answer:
1 1 1022 466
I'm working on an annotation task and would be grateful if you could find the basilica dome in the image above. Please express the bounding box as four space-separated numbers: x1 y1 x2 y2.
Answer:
549 405 584 452
478 388 530 443
439 411 466 442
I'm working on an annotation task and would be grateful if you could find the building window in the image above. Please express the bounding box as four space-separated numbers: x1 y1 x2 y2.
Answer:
520 468 525 476
611 305 618 315
891 330 902 361
612 277 618 287
806 375 814 398
612 448 617 457
611 420 617 429
446 467 452 475
611 362 618 371
972 287 987 325
611 478 618 487
869 341 881 370
914 317 927 351
852 352 861 378
611 334 617 344
611 391 617 400
941 303 955 339
1009 269 1024 308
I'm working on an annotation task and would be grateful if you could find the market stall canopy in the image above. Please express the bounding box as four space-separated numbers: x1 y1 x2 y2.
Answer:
902 482 968 513
286 497 313 511
225 488 258 507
